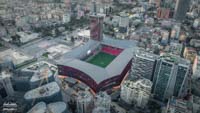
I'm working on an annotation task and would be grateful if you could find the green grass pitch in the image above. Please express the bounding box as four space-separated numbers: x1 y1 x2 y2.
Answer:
87 52 116 68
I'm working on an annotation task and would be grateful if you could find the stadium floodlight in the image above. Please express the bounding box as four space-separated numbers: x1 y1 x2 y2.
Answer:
87 50 92 55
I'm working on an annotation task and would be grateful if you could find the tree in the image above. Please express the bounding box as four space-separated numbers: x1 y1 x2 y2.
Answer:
55 28 60 37
71 36 75 43
11 35 21 46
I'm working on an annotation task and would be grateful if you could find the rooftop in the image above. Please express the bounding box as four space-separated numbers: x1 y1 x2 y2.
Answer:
123 79 152 91
135 49 159 61
16 32 39 43
160 53 191 66
24 82 60 100
77 30 90 38
27 101 67 113
22 61 57 82
125 79 151 87
77 91 93 102
47 101 67 113
30 66 53 82
27 102 46 113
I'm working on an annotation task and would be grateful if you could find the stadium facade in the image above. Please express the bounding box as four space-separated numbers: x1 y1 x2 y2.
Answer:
57 39 136 92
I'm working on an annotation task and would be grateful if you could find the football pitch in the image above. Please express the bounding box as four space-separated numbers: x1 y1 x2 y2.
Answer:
87 52 116 68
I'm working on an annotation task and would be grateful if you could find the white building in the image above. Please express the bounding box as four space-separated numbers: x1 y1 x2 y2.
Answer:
193 18 200 28
120 79 152 108
131 49 158 80
93 92 111 113
0 71 14 97
63 13 71 23
2 102 18 113
76 91 94 113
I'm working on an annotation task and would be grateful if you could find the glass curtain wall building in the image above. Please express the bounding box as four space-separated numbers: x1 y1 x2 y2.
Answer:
152 54 190 101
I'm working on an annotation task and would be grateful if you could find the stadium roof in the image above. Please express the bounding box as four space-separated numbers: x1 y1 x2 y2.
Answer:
102 35 137 49
57 49 134 83
57 37 137 62
56 37 136 83
58 40 100 60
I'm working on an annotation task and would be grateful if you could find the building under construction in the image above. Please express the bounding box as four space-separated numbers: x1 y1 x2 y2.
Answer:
24 82 62 107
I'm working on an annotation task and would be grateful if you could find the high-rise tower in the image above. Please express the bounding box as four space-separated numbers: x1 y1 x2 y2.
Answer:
174 0 191 21
90 15 104 41
131 49 158 81
152 54 191 101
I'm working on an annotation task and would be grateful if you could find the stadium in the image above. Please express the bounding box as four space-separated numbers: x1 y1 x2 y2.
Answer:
57 39 135 92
